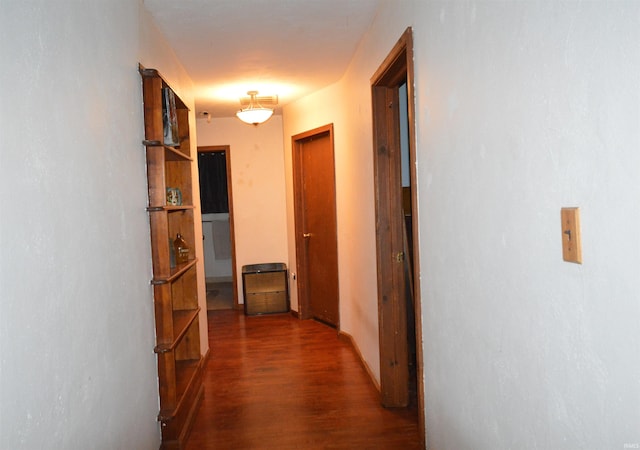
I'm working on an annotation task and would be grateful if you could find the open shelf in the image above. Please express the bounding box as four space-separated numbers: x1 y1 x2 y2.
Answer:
141 65 204 449
154 308 200 353
147 205 195 213
143 140 193 160
158 358 200 422
151 258 198 284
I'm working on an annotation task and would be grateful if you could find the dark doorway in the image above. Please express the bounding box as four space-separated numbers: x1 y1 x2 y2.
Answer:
198 151 229 214
292 124 340 327
371 27 425 444
197 145 239 310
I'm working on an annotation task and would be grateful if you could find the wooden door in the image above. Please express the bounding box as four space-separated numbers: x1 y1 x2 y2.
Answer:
371 28 425 448
293 124 339 327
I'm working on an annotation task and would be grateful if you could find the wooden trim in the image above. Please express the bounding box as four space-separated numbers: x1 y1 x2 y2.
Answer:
338 330 381 393
292 134 308 319
403 30 426 447
371 27 426 446
154 308 201 353
291 124 336 321
197 145 240 309
151 258 198 284
201 347 211 366
139 64 189 111
291 123 333 142
372 81 409 406
160 371 205 450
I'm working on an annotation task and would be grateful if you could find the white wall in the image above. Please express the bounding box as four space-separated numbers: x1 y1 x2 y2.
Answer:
284 0 640 448
282 1 412 390
9 0 633 448
0 1 208 448
0 1 162 448
202 213 233 279
196 116 288 302
414 1 640 448
283 88 378 380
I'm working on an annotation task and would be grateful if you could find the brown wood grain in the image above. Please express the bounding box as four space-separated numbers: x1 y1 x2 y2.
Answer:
141 66 204 449
292 124 340 326
185 311 422 449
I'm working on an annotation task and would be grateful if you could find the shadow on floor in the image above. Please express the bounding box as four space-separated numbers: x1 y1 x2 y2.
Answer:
206 281 234 310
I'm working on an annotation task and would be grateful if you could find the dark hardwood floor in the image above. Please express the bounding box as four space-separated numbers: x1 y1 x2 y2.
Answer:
185 310 422 449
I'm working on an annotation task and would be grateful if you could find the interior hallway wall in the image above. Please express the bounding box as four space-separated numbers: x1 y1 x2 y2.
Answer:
0 1 207 447
414 1 640 448
0 0 198 447
196 116 288 302
284 0 640 448
282 0 413 392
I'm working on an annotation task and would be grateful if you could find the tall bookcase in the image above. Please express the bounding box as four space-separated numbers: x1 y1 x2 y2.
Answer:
140 66 205 449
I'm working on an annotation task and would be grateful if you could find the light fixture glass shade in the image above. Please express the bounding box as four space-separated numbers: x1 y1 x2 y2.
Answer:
236 107 273 125
236 90 274 125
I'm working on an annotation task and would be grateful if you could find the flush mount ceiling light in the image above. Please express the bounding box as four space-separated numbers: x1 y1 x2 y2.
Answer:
236 91 277 125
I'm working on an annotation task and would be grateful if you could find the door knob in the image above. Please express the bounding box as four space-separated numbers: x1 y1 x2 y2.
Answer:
303 233 312 238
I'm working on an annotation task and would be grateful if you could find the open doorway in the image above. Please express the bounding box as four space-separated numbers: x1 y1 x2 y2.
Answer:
197 145 238 311
371 27 425 444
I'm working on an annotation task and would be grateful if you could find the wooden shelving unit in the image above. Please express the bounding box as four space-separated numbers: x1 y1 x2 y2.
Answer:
140 66 204 450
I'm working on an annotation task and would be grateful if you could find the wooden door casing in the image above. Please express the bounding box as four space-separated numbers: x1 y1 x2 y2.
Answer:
293 124 339 327
371 27 425 446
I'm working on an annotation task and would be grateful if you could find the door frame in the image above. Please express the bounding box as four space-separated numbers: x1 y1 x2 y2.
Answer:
292 124 339 323
197 145 239 308
371 27 425 439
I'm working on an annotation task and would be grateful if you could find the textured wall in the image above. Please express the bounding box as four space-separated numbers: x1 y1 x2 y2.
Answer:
0 1 161 448
283 0 640 448
196 116 288 303
281 1 414 392
413 1 640 448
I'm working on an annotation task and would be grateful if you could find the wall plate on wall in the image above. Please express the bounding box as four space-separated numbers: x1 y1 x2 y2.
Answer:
561 207 582 264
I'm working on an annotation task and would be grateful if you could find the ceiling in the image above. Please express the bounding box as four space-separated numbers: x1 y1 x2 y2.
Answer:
143 0 382 119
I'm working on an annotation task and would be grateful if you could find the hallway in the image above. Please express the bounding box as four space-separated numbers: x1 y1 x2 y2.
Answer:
185 310 422 449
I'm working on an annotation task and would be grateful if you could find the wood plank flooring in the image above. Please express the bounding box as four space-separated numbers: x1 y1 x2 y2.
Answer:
185 310 422 449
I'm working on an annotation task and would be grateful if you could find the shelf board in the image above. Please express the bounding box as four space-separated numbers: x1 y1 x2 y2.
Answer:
139 64 189 111
143 140 192 161
165 145 192 161
168 259 198 281
173 308 200 347
151 258 198 284
165 205 194 212
147 205 195 212
247 289 287 295
154 307 200 354
158 357 201 422
175 358 200 400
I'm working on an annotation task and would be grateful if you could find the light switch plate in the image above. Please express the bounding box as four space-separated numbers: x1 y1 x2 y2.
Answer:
561 207 582 264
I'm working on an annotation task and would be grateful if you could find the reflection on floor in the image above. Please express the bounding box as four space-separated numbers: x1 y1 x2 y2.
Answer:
206 281 234 310
185 310 421 449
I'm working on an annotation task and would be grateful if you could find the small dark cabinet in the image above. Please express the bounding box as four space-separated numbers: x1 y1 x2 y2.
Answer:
242 263 289 315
